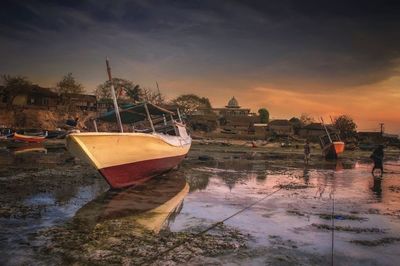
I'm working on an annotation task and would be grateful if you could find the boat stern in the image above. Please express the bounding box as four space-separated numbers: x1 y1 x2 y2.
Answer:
333 141 345 154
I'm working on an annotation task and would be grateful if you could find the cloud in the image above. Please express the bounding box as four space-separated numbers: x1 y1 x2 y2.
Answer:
1 0 400 132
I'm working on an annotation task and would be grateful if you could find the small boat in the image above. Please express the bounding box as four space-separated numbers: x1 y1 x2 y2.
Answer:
66 59 191 189
319 119 345 160
13 132 47 143
45 130 67 139
0 128 14 140
321 140 345 159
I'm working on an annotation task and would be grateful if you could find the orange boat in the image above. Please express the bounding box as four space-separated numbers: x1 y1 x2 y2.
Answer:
321 141 345 159
319 120 345 160
13 133 47 143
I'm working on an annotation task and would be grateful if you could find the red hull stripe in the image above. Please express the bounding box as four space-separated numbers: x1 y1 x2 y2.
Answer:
99 154 186 188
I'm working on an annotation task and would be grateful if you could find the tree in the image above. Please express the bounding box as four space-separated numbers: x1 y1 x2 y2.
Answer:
258 108 269 123
172 94 212 115
94 78 137 102
56 73 84 94
289 117 303 134
333 115 357 139
1 74 32 105
125 84 141 102
300 113 315 125
141 87 165 105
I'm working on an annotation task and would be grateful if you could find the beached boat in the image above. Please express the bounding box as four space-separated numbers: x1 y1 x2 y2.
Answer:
13 132 47 143
321 140 345 159
319 120 345 160
66 59 191 188
67 103 191 188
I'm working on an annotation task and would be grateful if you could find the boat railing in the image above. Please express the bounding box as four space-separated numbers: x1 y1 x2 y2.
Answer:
132 118 178 135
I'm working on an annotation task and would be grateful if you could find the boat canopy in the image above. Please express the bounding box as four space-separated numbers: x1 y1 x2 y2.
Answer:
98 102 174 124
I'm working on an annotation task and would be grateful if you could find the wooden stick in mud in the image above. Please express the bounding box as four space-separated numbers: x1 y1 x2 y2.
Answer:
106 58 124 133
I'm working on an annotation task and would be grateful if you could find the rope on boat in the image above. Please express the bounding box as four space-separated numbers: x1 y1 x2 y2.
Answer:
141 186 284 265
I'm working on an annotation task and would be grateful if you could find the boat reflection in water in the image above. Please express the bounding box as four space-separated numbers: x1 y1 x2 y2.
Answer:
73 175 189 233
12 143 47 155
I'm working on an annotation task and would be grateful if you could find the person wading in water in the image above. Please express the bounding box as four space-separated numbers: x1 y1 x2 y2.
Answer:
304 140 311 164
371 145 384 176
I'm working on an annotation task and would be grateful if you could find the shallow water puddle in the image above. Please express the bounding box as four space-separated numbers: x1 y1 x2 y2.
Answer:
169 159 400 265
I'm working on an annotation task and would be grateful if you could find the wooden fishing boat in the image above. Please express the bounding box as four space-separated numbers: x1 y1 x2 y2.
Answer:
13 132 47 143
74 176 189 233
67 119 191 188
66 59 191 189
321 140 345 159
319 119 345 160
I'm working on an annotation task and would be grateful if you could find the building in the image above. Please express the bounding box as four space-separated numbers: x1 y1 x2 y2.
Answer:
298 123 339 138
1 85 59 108
253 123 268 138
268 119 294 136
211 97 258 134
61 93 97 111
213 96 251 117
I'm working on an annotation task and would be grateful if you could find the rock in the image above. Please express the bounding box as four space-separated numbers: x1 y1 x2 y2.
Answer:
198 155 213 161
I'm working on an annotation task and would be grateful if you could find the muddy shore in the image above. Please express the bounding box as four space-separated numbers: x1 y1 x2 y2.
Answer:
0 141 399 265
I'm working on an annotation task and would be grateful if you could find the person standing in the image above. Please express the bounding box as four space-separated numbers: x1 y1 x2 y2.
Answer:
304 140 311 164
371 145 384 176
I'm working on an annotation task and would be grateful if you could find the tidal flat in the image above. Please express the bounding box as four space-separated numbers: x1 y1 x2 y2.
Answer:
0 142 400 265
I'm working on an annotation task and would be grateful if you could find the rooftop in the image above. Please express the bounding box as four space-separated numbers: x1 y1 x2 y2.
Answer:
225 96 240 108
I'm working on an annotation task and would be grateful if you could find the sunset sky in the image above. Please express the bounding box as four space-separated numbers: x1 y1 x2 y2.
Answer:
1 0 399 133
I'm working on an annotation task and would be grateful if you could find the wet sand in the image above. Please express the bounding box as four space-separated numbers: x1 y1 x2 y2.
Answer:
0 143 399 265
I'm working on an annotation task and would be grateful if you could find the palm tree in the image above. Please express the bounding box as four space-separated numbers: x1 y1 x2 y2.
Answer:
124 84 141 102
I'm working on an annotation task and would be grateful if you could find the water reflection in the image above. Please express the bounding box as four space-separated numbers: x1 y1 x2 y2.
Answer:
0 147 68 174
12 144 47 155
371 176 383 200
74 175 189 233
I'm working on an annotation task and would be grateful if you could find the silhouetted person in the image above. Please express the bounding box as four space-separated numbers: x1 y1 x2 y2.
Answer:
371 145 384 176
304 140 311 164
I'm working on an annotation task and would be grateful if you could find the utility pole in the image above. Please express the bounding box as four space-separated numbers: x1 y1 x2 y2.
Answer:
379 123 384 135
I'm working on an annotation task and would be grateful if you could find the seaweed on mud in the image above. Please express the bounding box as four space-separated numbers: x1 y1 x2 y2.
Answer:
40 222 249 265
317 213 368 221
350 237 400 246
311 223 384 233
388 186 400 193
287 210 306 217
275 183 310 190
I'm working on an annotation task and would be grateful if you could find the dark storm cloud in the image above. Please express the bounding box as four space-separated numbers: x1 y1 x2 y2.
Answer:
1 0 400 89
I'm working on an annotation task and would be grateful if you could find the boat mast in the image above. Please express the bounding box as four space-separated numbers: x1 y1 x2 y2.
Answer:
321 117 332 143
176 108 183 123
144 103 155 133
106 58 124 133
156 81 162 104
